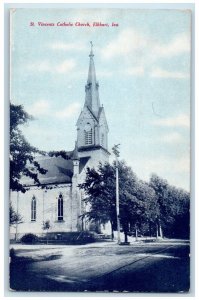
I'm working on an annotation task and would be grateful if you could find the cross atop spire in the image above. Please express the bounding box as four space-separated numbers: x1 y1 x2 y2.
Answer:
89 41 94 58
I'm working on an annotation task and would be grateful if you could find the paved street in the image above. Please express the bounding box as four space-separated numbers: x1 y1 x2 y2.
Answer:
10 239 190 293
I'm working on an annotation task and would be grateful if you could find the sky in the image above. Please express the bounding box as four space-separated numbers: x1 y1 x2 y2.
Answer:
10 8 191 191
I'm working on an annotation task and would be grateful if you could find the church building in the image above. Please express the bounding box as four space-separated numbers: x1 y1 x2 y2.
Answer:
10 44 110 239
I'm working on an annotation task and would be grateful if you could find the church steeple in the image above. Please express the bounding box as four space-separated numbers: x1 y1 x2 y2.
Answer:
76 43 109 164
84 41 100 116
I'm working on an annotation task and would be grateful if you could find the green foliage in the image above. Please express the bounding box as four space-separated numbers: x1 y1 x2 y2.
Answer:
10 103 47 193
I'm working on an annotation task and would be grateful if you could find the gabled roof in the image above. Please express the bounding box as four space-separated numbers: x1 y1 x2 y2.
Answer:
22 156 73 186
22 154 90 187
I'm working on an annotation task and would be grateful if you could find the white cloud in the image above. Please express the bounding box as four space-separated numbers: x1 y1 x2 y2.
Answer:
153 33 190 59
125 66 145 76
150 67 189 79
101 28 147 59
27 61 51 72
101 30 190 61
152 156 189 174
99 30 190 82
126 154 190 190
55 60 76 73
152 114 190 128
50 42 86 51
145 156 190 174
26 59 76 74
159 132 185 144
27 100 51 116
55 102 81 119
26 100 81 120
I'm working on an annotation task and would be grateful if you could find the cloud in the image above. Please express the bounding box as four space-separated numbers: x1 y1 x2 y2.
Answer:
99 29 190 83
26 59 76 74
152 114 190 128
55 102 81 119
150 67 189 79
153 33 190 59
159 132 185 144
27 61 51 72
125 66 145 76
50 42 87 51
150 156 189 174
26 100 81 120
100 29 190 69
55 60 76 73
101 28 147 59
145 156 190 174
27 100 51 116
126 154 190 190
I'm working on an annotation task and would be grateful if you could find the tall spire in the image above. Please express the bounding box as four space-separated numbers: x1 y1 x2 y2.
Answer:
85 41 100 116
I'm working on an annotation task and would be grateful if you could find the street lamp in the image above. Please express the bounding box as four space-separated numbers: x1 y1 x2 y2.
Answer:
112 144 121 245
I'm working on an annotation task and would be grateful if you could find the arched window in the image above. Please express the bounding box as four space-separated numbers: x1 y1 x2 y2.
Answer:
84 123 92 145
58 194 63 221
31 196 36 221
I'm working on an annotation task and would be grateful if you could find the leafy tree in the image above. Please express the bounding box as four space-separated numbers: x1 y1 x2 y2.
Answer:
10 204 23 241
48 150 72 160
42 220 51 244
149 174 190 238
175 189 190 239
10 103 48 240
79 161 143 242
131 180 159 238
79 163 117 238
163 185 190 238
10 204 23 225
149 174 169 237
10 103 47 193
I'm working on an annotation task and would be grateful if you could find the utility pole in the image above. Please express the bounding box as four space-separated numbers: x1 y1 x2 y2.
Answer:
112 144 121 245
16 191 19 241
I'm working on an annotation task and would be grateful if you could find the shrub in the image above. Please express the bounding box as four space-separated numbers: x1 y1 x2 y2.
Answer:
21 233 38 244
10 248 16 258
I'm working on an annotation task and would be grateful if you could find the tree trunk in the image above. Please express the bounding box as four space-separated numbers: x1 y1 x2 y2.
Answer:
81 216 84 231
111 222 114 240
135 227 138 241
159 224 163 238
124 231 128 243
15 223 18 242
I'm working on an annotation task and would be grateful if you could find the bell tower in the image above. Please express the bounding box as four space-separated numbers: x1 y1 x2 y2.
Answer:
76 42 110 168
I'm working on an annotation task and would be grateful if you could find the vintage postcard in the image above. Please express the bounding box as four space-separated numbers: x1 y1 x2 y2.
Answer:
9 8 191 292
